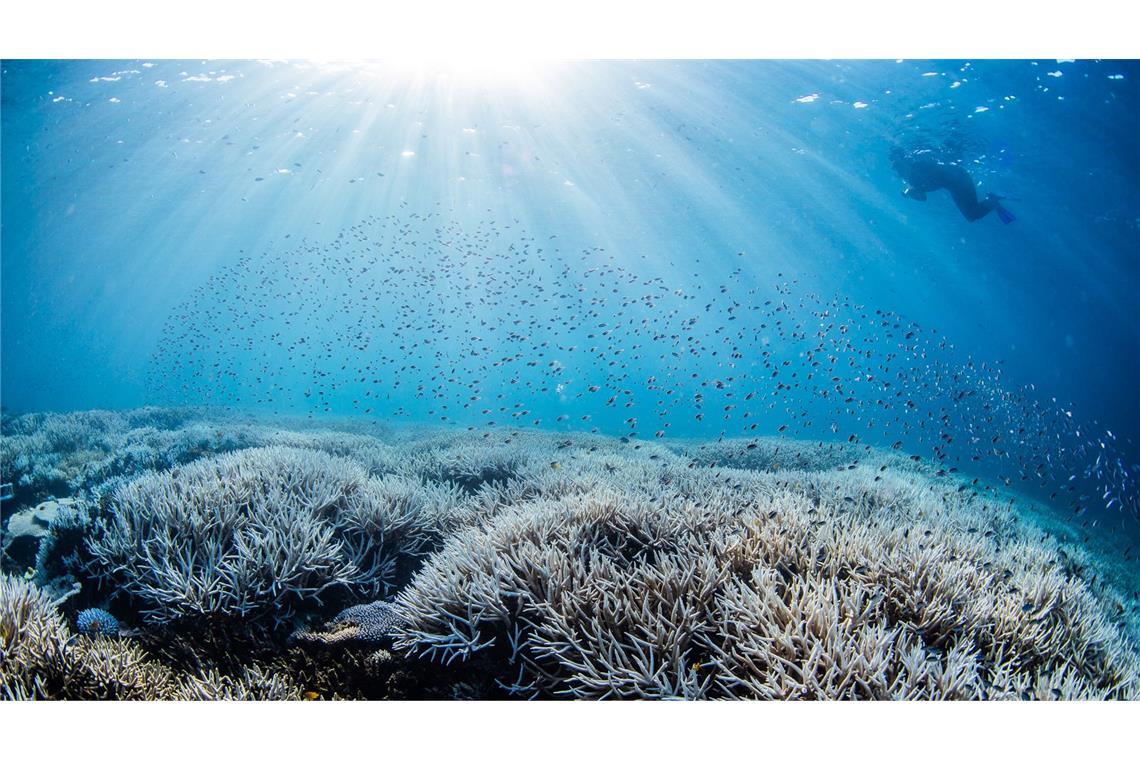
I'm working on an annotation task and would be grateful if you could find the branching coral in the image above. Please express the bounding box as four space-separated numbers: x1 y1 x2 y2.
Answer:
0 573 313 700
84 447 443 628
672 436 870 473
393 456 1140 699
175 663 304 700
0 574 181 700
0 408 394 503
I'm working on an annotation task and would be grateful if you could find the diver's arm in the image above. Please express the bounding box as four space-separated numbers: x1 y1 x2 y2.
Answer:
901 187 927 201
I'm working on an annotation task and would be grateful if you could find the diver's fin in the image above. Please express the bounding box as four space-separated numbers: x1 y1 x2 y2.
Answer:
987 193 1016 225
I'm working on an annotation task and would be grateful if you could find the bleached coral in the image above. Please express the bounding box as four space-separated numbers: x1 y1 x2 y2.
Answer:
4 411 1139 701
0 573 312 700
174 663 304 701
0 408 397 502
0 574 64 698
393 449 1140 699
673 436 867 472
2 411 253 498
84 447 442 627
0 574 181 700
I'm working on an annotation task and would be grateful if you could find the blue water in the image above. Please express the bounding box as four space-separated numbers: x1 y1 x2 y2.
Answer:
2 59 1139 537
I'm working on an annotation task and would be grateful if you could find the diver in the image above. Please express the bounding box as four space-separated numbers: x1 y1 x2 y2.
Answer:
890 147 1016 224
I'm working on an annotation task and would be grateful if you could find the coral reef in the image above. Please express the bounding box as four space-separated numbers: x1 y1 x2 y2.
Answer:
3 407 1138 700
0 407 393 506
1 408 196 498
4 499 63 543
670 436 874 473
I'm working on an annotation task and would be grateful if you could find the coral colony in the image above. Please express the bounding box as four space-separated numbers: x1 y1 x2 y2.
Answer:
76 608 120 638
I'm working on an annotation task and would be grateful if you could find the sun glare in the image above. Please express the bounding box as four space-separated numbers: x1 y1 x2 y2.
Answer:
317 56 565 91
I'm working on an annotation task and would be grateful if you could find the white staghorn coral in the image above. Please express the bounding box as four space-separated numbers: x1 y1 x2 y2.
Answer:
392 445 1140 700
84 447 442 627
175 663 304 701
0 407 397 500
0 574 67 698
0 574 183 700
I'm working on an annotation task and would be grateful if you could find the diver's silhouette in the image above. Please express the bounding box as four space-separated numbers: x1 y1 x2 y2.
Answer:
890 147 1015 224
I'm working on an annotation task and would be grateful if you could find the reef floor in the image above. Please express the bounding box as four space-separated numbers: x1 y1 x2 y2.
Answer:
2 407 1138 699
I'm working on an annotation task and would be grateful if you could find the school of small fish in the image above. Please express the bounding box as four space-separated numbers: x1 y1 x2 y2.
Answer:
146 209 1139 542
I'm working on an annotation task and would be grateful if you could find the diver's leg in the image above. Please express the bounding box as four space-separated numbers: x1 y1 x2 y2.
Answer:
945 173 993 221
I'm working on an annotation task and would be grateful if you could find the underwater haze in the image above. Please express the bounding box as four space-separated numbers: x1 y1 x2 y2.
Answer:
2 61 1138 424
5 59 1140 524
2 59 1140 700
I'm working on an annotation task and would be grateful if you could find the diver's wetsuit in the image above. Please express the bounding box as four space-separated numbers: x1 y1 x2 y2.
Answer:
891 150 1013 223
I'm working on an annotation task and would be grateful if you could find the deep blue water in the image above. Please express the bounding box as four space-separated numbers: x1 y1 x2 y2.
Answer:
2 59 1139 535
